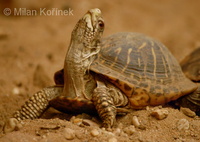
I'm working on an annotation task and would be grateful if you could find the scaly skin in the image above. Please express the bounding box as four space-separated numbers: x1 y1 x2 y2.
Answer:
4 86 63 133
93 87 116 128
13 86 63 121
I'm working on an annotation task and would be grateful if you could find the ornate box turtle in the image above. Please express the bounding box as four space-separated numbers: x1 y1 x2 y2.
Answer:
4 8 200 132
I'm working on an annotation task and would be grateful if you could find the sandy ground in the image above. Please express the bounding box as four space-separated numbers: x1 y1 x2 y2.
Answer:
0 0 200 141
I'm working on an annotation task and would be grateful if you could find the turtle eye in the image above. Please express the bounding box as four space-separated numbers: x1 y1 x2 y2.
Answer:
98 20 104 28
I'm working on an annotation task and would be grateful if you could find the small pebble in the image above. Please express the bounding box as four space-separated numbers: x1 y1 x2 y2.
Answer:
119 131 128 137
70 116 82 126
102 130 115 137
82 119 99 127
180 107 196 118
117 123 123 129
76 113 92 119
146 106 150 110
132 116 140 127
73 118 83 125
108 137 118 142
138 125 146 130
12 87 20 95
151 109 169 120
113 128 121 136
90 129 100 137
63 128 75 140
177 119 189 131
123 125 136 135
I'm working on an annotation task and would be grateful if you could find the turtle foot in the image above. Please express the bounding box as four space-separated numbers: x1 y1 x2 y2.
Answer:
3 118 22 133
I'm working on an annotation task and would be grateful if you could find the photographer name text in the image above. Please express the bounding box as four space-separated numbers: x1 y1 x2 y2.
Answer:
6 8 74 16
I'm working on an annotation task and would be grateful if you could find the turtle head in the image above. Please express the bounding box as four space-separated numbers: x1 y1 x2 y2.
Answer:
63 9 104 99
71 8 104 47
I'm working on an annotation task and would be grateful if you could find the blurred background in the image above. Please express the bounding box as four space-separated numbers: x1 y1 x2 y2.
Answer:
0 0 200 128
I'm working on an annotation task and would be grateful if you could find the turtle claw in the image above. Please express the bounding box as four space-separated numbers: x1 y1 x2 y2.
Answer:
116 108 131 115
101 123 112 131
3 118 22 133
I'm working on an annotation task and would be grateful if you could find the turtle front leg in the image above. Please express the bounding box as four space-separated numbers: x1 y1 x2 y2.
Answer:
3 86 63 133
93 87 116 128
92 81 129 128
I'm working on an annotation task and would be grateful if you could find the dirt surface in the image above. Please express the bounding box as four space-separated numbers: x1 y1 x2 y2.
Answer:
0 0 200 141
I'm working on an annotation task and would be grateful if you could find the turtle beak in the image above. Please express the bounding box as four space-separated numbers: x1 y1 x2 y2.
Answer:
83 8 103 32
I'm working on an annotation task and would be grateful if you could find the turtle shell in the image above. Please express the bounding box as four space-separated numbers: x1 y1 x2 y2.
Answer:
90 32 197 108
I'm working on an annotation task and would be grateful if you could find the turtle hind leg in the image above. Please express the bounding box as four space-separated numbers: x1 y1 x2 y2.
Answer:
177 86 200 115
3 85 63 133
14 86 63 120
92 87 116 128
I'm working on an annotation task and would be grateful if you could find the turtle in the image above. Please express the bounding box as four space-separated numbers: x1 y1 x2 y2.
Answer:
3 8 199 133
